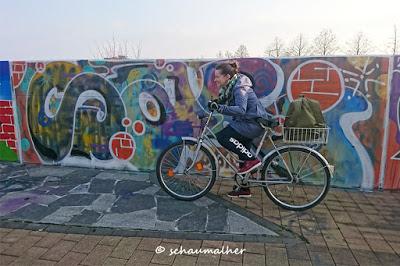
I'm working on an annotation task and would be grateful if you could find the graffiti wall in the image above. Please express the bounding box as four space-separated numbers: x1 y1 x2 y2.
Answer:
272 57 389 190
1 56 399 189
384 56 400 189
0 61 18 162
11 60 201 170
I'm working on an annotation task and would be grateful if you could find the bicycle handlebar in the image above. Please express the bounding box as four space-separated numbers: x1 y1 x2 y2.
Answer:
197 111 280 129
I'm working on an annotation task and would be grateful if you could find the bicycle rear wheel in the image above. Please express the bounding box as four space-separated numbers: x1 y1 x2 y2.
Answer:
260 146 331 211
156 140 217 201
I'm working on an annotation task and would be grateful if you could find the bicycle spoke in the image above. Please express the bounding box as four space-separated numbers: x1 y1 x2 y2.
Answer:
171 144 183 162
168 146 182 164
288 150 295 173
187 166 215 174
298 165 328 180
161 157 181 169
296 150 312 177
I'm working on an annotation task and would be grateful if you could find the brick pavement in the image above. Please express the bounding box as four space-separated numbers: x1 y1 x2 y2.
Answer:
1 178 400 265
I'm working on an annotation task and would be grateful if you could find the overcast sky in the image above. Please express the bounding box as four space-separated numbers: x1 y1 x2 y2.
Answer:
1 0 399 60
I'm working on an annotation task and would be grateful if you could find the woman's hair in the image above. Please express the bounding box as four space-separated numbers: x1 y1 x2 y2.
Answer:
216 60 239 77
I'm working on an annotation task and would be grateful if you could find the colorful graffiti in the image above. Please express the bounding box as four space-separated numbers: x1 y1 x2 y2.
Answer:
384 56 400 189
274 57 389 190
12 60 199 170
1 56 399 189
0 61 18 162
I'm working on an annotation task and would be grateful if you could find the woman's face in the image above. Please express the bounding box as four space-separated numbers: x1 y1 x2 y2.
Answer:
214 69 231 87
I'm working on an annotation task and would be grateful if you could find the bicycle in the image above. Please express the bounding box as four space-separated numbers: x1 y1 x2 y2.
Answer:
156 110 333 211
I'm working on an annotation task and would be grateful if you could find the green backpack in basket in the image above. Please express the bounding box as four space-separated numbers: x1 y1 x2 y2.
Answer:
284 96 326 128
283 96 327 143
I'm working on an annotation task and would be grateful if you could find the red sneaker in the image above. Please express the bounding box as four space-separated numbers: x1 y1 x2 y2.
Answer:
227 186 251 198
238 159 261 174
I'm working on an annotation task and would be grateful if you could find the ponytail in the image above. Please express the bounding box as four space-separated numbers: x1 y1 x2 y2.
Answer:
216 60 239 77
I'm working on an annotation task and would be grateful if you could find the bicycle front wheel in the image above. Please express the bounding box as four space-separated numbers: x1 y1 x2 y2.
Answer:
260 146 331 211
156 140 217 201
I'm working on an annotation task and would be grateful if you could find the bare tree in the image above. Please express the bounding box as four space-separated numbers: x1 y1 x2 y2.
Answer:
264 37 285 57
215 50 235 58
94 35 142 59
286 33 311 56
224 51 234 58
312 29 338 56
389 24 398 55
234 44 249 58
346 31 372 55
131 42 142 59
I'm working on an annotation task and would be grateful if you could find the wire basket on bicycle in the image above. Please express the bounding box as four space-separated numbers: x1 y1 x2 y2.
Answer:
282 126 330 144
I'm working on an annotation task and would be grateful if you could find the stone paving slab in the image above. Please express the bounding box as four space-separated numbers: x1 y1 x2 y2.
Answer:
0 162 290 243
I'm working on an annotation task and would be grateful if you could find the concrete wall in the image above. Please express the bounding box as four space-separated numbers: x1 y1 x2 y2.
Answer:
0 57 399 190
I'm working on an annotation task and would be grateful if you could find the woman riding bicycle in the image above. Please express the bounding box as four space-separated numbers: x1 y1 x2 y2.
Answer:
208 60 270 198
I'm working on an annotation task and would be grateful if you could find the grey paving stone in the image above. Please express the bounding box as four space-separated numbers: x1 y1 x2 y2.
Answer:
148 171 157 183
95 209 156 229
39 176 60 187
155 189 170 197
58 176 93 186
135 185 160 195
94 171 149 181
27 166 77 177
41 206 84 224
114 180 152 195
69 183 90 194
89 179 115 193
64 168 101 179
177 208 207 231
0 183 27 192
111 194 155 213
69 210 102 225
155 220 176 230
0 191 59 206
2 174 45 183
227 210 278 236
49 193 99 208
206 203 228 232
156 197 197 221
47 169 100 187
86 194 116 212
47 185 76 196
44 176 60 182
193 196 214 207
0 176 46 193
6 203 59 221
